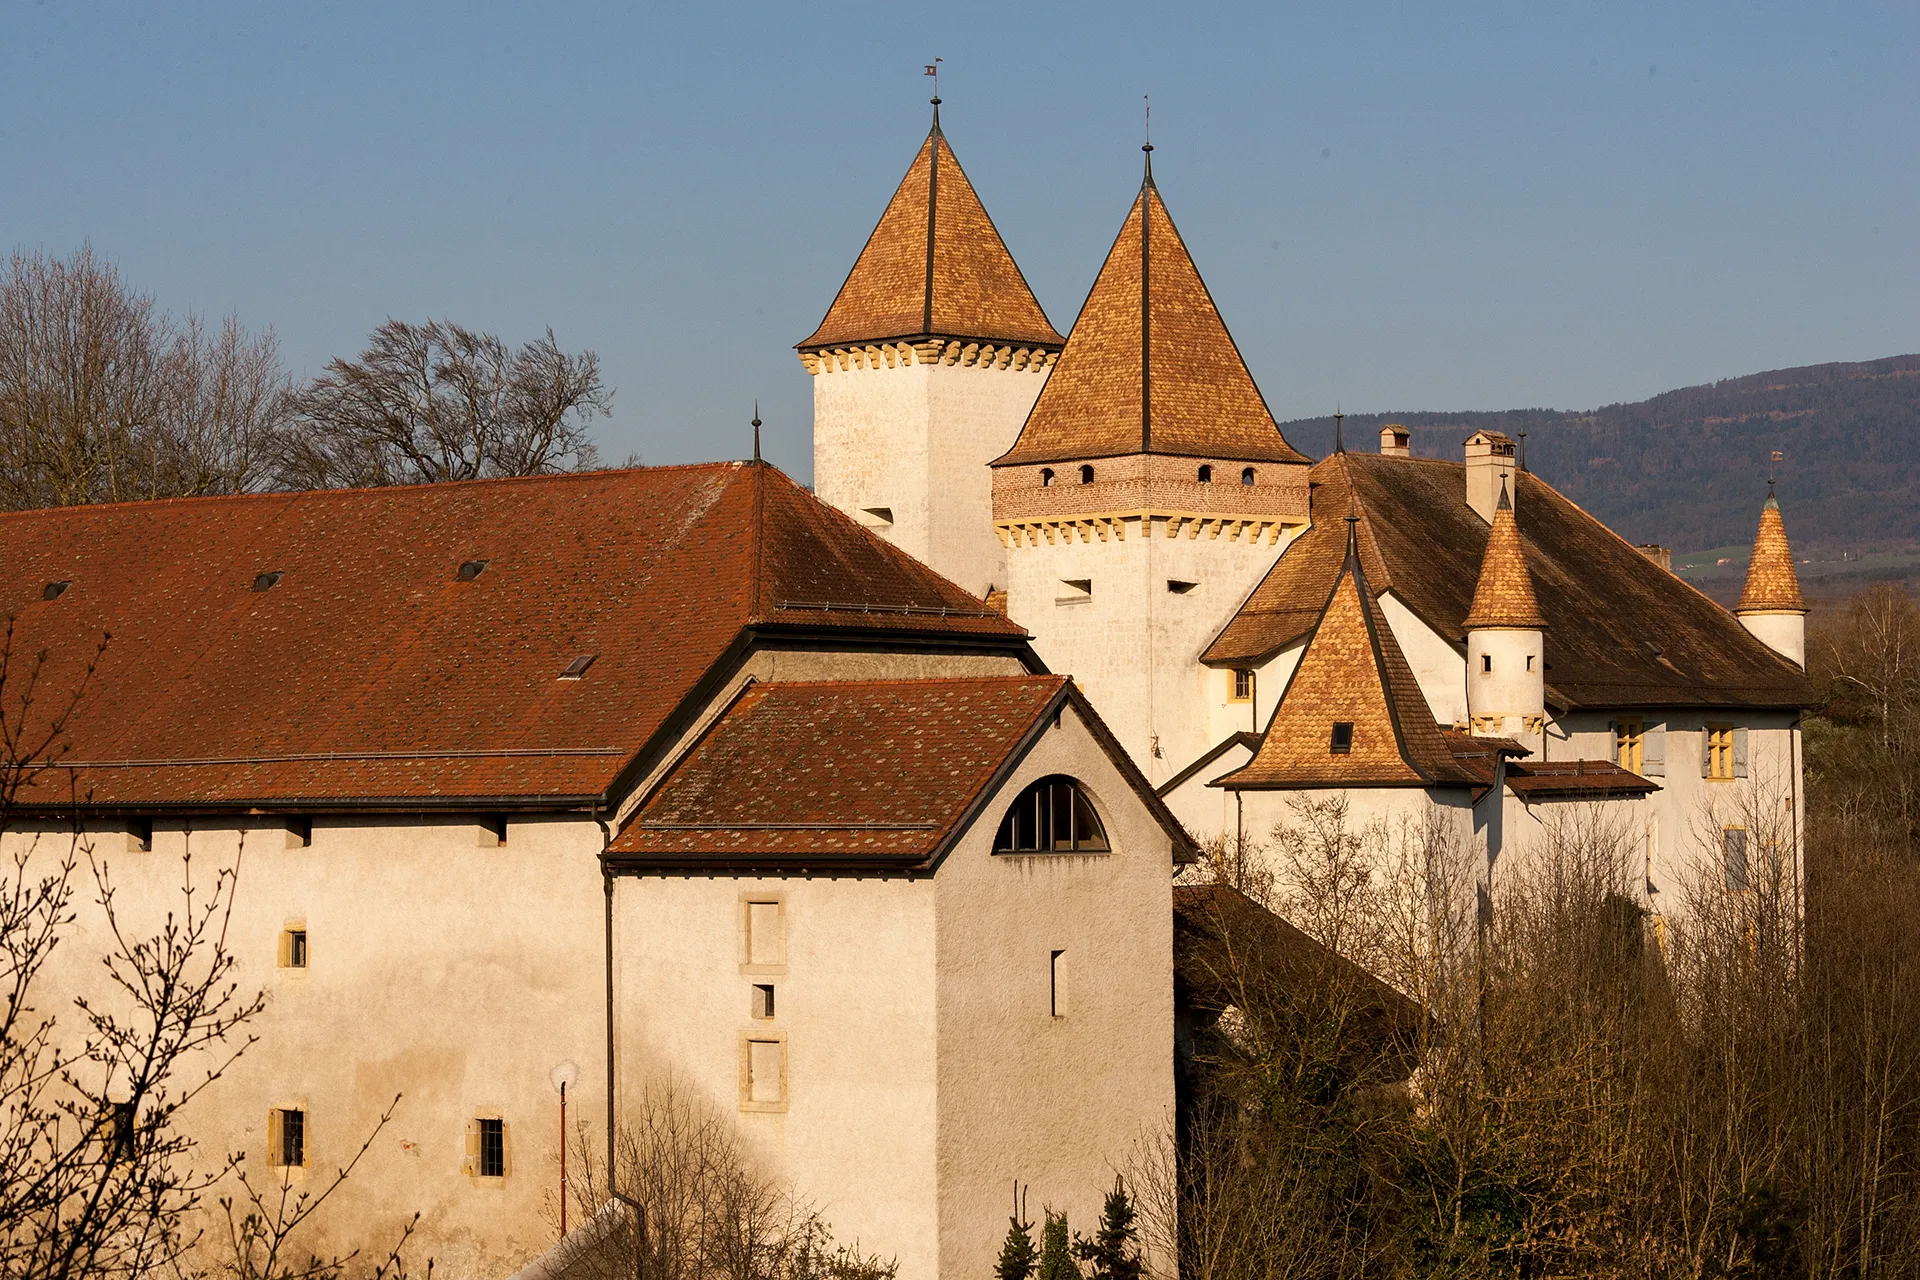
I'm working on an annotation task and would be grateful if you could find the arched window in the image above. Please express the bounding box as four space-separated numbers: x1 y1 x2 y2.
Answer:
993 775 1109 854
1197 464 1213 483
1241 467 1256 486
1079 464 1095 485
1040 467 1054 487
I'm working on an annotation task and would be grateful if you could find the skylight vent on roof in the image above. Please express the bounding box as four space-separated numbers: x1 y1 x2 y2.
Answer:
457 560 489 581
251 572 282 593
42 581 70 601
559 654 597 680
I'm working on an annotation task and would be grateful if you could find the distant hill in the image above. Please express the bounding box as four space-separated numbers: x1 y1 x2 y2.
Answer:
1278 356 1920 581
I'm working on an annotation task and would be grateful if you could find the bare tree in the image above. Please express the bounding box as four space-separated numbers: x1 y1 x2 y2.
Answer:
280 320 610 489
0 247 292 509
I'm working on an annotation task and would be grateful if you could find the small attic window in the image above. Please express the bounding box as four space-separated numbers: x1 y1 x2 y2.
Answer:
42 581 70 601
1079 465 1095 485
457 560 488 581
251 572 282 593
1241 467 1256 486
559 654 597 680
1330 722 1354 754
1040 468 1055 487
1197 465 1213 483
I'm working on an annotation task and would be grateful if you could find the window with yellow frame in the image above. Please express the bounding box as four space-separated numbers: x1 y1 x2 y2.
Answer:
1705 724 1735 779
1614 718 1644 773
1230 669 1254 703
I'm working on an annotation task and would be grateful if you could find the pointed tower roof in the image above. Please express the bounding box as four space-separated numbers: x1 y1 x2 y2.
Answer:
1737 489 1807 614
1463 482 1547 630
995 159 1308 467
797 108 1064 352
1218 522 1475 789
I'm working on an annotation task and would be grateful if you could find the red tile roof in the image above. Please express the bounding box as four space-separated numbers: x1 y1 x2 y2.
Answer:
1205 453 1812 711
994 173 1309 468
607 677 1198 871
1737 493 1806 614
1217 537 1479 790
797 117 1064 352
0 464 1029 811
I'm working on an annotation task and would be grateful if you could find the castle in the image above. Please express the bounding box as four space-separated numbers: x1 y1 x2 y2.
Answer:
14 101 1810 1279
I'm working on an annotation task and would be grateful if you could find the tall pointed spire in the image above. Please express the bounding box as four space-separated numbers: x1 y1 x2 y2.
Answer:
1737 485 1806 615
995 165 1308 466
796 111 1063 352
1465 480 1547 631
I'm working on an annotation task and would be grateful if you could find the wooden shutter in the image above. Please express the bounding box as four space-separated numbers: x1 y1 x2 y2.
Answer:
1701 729 1713 777
267 1109 283 1167
1643 726 1665 777
1733 727 1750 778
463 1118 479 1176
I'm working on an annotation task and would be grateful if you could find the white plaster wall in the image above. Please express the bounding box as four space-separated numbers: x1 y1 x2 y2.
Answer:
1005 519 1287 786
1544 710 1802 920
612 875 940 1276
1379 592 1467 727
933 704 1177 1278
25 815 609 1279
812 361 1047 599
1202 641 1304 752
1158 739 1256 850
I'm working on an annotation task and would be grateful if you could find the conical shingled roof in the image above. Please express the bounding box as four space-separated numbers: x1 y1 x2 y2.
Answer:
1218 528 1475 789
1463 484 1547 631
797 112 1064 352
995 164 1309 467
1737 493 1806 614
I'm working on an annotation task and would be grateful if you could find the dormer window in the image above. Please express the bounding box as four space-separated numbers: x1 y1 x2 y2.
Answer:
1079 465 1095 485
1040 468 1054 487
456 559 488 581
1241 467 1256 486
994 776 1109 854
1197 465 1212 483
1330 722 1354 754
251 572 282 593
42 580 70 601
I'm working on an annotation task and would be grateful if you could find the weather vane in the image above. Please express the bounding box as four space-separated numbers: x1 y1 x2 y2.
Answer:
924 57 941 103
1143 94 1152 153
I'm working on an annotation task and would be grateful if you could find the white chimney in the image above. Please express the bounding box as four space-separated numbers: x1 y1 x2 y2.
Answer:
1463 430 1517 524
1379 424 1411 456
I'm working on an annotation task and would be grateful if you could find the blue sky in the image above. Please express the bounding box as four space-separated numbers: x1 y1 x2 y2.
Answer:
3 2 1913 479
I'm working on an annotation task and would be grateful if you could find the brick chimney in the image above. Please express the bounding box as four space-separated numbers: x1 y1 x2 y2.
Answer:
1379 424 1410 456
1463 430 1517 523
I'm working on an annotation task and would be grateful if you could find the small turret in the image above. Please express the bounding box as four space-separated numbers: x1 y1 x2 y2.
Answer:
1464 481 1547 741
1736 485 1807 668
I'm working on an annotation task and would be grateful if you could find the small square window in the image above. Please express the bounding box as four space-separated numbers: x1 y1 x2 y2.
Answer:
478 1117 505 1178
1330 722 1354 754
1481 654 1493 673
751 983 776 1020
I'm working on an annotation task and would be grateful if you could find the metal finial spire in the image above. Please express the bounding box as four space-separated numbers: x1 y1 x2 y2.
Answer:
1334 405 1345 455
751 402 762 464
925 58 942 124
1518 431 1528 473
1768 448 1782 495
1141 95 1154 183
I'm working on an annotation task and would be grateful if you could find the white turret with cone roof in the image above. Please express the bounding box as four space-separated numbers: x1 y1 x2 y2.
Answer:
1464 480 1548 744
1736 483 1808 668
800 98 1065 599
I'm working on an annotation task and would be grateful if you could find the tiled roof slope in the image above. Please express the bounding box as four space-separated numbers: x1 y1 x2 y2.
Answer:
994 170 1309 467
1205 453 1812 711
608 677 1199 871
0 464 1027 810
1217 539 1478 790
1463 485 1547 630
797 115 1064 351
1737 494 1806 613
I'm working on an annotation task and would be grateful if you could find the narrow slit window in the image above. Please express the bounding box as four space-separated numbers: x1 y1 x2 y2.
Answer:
478 1117 505 1177
277 1109 305 1168
1482 654 1493 673
1330 722 1354 754
1050 949 1067 1017
993 776 1109 854
283 929 308 969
